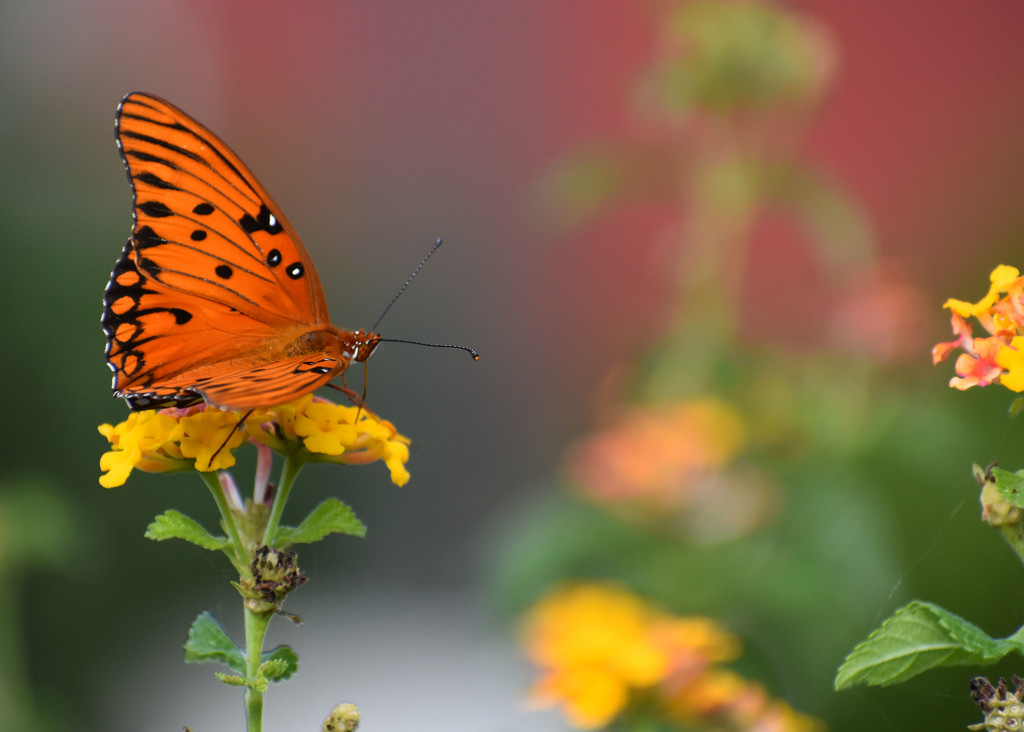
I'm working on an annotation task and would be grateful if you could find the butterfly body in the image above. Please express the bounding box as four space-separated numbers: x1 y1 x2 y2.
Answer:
103 93 379 411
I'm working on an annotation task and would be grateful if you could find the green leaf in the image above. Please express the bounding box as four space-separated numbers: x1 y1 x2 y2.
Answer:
275 498 366 547
993 468 1024 509
260 645 299 682
214 673 247 687
835 601 1024 689
184 611 246 675
146 510 230 552
1010 396 1024 418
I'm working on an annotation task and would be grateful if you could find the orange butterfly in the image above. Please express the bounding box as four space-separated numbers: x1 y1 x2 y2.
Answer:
103 92 381 411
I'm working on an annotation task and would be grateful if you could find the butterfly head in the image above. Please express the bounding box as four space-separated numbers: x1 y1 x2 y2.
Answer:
346 329 382 363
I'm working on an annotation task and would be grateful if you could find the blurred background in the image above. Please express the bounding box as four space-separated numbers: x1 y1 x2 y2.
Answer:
4 1 1024 730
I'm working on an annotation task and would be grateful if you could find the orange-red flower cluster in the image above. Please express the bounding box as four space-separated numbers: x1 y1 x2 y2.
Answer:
932 265 1024 391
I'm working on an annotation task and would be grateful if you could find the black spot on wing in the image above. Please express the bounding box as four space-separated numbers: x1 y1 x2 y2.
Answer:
134 225 163 248
138 201 174 218
135 171 179 190
126 149 176 167
239 204 284 236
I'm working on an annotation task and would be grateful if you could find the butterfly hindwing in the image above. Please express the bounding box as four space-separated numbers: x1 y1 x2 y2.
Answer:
176 355 346 410
103 237 322 403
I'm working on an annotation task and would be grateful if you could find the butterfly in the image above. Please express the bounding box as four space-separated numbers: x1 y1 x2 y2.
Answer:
103 92 382 411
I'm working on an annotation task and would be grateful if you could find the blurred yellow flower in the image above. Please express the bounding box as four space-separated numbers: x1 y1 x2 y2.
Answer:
522 583 824 731
98 395 410 488
522 584 738 729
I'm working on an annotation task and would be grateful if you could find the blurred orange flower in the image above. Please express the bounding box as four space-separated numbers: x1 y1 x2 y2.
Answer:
666 669 824 732
565 399 778 539
566 398 746 509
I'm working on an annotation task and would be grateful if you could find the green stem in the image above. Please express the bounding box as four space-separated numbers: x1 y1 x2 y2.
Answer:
261 456 303 547
199 471 247 569
244 606 272 732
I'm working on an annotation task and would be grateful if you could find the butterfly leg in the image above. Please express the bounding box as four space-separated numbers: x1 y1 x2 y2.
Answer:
325 369 377 423
210 410 255 466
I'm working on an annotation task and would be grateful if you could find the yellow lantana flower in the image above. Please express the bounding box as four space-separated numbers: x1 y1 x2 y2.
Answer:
934 265 1024 392
98 411 185 488
521 583 823 731
943 264 1022 319
523 584 669 728
98 396 410 488
522 584 742 729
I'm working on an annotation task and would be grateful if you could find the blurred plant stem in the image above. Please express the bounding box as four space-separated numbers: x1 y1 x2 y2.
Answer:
676 140 758 343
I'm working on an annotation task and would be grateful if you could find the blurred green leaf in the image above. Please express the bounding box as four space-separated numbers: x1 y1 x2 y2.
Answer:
531 145 676 230
0 480 76 569
764 161 874 277
184 611 245 675
640 0 832 116
835 601 1024 689
275 498 366 547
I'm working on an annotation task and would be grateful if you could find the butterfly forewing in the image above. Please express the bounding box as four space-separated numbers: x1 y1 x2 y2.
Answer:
115 93 329 323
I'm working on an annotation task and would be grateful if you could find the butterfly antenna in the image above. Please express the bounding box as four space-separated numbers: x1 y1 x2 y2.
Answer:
374 337 479 360
370 237 444 333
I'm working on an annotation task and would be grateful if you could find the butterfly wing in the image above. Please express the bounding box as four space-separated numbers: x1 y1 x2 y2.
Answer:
103 238 347 409
115 92 329 322
104 92 348 410
142 355 348 411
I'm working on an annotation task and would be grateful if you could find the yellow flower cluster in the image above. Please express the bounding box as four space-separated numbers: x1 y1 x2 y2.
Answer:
933 265 1024 392
98 395 410 488
522 583 821 731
